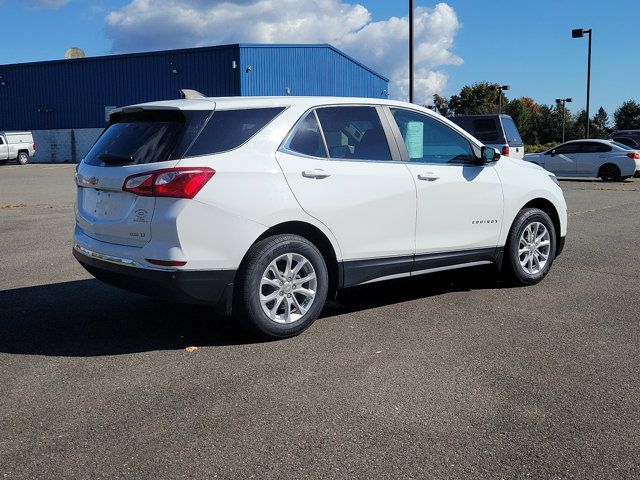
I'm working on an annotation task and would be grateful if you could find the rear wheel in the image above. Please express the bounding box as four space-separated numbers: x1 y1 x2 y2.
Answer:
0 159 7 166
234 234 328 339
598 163 620 182
502 208 557 286
16 152 29 165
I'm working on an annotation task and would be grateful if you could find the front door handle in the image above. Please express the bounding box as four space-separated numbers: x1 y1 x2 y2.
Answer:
417 172 439 181
302 169 331 179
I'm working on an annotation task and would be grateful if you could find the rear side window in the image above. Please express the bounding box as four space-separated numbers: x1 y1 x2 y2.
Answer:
552 143 581 154
315 106 391 161
84 110 210 166
581 142 612 153
187 107 285 157
502 117 523 145
287 112 327 158
473 119 499 142
0 137 3 145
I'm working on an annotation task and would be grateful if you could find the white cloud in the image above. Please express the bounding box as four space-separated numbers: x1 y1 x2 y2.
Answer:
27 0 69 8
105 1 462 104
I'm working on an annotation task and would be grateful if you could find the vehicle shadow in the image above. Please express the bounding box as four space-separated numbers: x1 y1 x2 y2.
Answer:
0 266 509 357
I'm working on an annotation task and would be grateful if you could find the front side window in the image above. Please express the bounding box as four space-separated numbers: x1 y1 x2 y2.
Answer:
551 143 581 155
390 108 475 164
0 137 4 145
315 106 392 161
286 112 327 158
187 107 285 157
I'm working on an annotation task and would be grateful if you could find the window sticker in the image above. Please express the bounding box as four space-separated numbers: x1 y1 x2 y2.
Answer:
405 121 424 159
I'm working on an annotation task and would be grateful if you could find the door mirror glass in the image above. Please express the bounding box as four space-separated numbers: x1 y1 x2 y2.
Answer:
480 145 499 163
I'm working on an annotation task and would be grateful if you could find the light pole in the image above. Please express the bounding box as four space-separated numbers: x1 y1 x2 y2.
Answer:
409 0 414 103
572 28 592 138
495 85 510 114
555 97 573 142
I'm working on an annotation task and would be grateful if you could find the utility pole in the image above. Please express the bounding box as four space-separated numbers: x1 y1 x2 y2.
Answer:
409 0 414 103
495 85 510 114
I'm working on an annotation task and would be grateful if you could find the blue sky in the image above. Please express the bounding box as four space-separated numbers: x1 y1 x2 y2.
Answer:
1 0 638 116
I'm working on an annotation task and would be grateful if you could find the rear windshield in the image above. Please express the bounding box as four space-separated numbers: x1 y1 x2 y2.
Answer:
472 119 500 142
502 117 523 145
84 110 209 166
611 141 634 150
84 107 285 166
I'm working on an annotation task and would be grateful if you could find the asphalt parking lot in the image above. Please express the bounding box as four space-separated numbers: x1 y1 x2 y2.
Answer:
1 164 639 479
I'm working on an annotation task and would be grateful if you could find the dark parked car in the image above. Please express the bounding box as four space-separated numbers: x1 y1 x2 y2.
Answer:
448 114 525 159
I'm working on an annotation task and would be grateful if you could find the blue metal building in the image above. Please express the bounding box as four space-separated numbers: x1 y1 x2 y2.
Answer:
0 44 389 131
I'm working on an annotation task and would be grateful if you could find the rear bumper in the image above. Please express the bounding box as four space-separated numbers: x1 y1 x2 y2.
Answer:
73 247 235 314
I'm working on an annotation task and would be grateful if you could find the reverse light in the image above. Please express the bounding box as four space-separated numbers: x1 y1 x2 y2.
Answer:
626 152 640 160
123 167 215 199
501 145 510 156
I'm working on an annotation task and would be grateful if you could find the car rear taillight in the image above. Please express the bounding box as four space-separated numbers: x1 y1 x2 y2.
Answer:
502 145 510 156
123 167 215 199
146 259 187 267
33 143 36 151
626 152 640 160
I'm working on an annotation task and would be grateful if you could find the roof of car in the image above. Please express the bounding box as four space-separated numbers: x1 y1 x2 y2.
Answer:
115 96 431 112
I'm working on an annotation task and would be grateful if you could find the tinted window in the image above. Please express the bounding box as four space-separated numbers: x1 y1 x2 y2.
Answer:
472 119 499 142
187 107 285 157
502 117 523 145
315 106 391 161
551 143 581 154
612 138 637 149
0 137 3 145
581 142 612 153
391 108 475 164
84 110 209 166
286 112 327 158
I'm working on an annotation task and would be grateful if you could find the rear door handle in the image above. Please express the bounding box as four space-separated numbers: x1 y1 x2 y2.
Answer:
417 172 439 181
302 169 331 179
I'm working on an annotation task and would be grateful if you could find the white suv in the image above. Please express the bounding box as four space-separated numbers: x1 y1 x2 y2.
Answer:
74 97 567 338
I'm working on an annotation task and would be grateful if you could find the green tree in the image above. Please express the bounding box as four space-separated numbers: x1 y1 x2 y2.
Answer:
571 110 587 140
590 107 610 138
432 94 450 116
447 82 508 116
614 100 640 130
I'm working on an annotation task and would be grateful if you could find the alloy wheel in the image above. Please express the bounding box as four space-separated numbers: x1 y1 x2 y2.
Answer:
259 253 317 324
518 221 551 275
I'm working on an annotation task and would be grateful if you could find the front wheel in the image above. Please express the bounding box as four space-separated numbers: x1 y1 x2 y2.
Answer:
234 234 328 339
502 208 557 286
16 152 29 165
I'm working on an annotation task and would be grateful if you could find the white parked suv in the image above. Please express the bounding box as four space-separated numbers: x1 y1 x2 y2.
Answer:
73 97 568 338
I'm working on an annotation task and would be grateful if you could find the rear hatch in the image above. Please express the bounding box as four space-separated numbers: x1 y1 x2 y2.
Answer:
501 115 525 159
76 106 212 247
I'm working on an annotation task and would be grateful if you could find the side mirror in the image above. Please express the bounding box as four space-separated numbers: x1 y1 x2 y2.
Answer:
479 146 500 164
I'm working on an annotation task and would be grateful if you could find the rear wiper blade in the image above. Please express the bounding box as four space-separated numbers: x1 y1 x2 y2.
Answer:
98 153 134 164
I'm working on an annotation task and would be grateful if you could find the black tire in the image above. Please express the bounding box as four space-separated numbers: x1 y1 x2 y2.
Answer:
598 163 620 182
502 208 557 286
234 234 329 339
16 152 29 165
0 159 7 166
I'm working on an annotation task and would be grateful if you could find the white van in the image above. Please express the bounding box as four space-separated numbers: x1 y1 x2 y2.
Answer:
0 131 36 165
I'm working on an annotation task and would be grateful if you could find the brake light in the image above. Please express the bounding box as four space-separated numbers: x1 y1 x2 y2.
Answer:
626 152 640 160
502 145 510 156
123 167 215 199
33 143 36 151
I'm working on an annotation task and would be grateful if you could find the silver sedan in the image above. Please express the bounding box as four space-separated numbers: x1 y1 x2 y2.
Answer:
524 139 640 181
